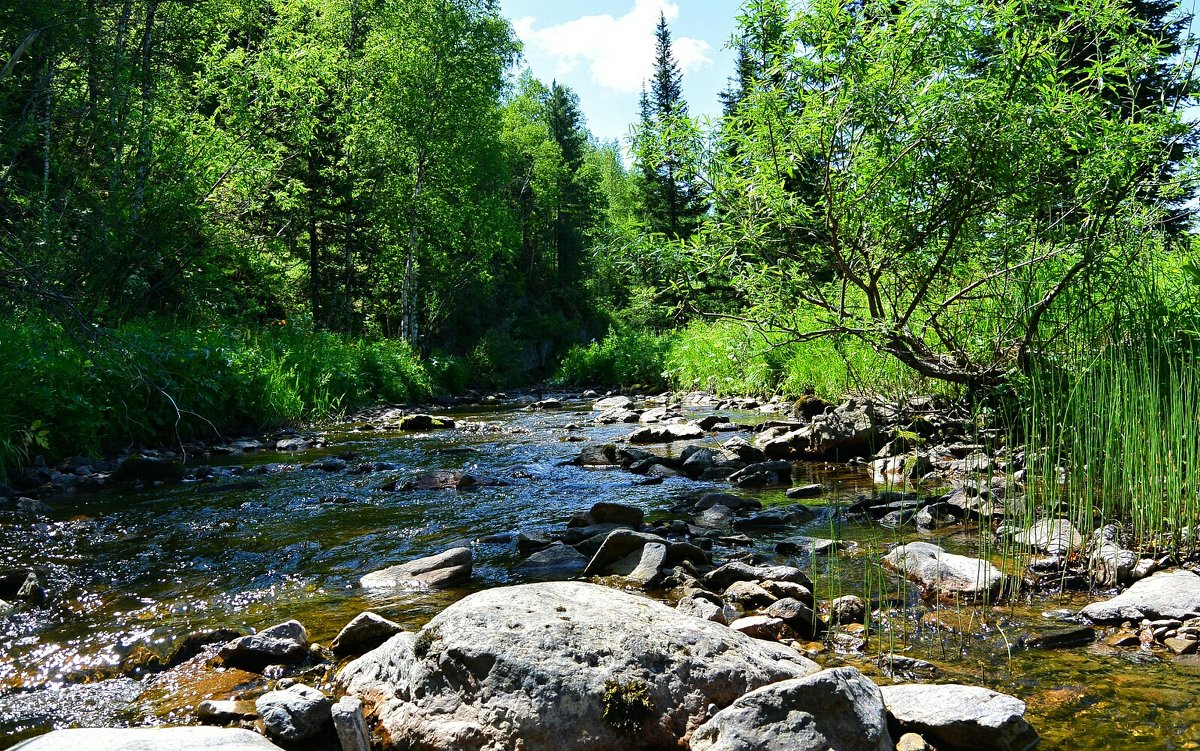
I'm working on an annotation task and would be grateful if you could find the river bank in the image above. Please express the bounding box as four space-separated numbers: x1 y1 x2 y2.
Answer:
3 391 1200 750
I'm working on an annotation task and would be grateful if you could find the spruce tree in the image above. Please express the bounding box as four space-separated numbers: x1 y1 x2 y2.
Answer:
635 13 707 239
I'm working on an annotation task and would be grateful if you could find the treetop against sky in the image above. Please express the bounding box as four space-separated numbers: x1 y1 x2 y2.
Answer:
500 0 736 144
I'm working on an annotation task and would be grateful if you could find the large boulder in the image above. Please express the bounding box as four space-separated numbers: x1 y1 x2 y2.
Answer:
217 620 309 671
1080 569 1200 623
338 581 818 751
690 667 893 751
361 547 472 590
879 683 1039 751
806 399 878 457
882 543 1004 601
10 728 284 751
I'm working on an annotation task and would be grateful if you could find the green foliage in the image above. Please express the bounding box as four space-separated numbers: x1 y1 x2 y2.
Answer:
554 328 675 390
664 321 944 400
0 316 434 478
601 679 655 735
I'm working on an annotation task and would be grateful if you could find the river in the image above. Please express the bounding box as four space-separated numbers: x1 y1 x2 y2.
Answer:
1 396 1196 749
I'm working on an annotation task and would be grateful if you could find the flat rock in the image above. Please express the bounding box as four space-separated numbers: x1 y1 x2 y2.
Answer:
338 581 818 751
628 423 705 444
217 620 309 671
704 561 813 591
332 612 405 657
691 667 892 751
1021 625 1096 649
775 536 846 556
785 484 824 499
10 728 285 751
882 542 1004 601
361 547 472 590
1014 519 1082 555
1080 569 1200 623
880 683 1039 751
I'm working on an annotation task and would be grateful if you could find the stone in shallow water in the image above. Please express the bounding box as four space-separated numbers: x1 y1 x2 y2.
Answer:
332 612 405 657
882 542 1005 601
514 542 589 580
690 667 892 751
360 547 472 590
217 620 309 671
879 683 1039 751
1080 569 1200 623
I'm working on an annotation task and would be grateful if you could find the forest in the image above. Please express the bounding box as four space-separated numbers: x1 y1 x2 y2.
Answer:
1 0 1198 481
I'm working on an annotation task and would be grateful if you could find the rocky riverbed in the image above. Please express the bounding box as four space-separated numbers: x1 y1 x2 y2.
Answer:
3 391 1200 750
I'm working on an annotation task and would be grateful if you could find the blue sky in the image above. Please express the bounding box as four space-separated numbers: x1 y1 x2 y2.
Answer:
499 0 739 145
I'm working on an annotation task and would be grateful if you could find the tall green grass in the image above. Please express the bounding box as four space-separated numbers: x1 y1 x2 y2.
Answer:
554 320 948 400
0 317 435 479
1019 345 1200 556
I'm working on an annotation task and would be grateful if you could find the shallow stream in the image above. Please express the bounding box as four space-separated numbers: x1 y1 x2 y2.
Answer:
1 398 1196 750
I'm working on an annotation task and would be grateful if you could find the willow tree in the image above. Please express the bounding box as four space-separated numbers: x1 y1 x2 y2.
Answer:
697 0 1196 386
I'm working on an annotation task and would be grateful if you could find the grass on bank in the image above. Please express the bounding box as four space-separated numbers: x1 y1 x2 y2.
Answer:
554 320 945 401
0 317 434 479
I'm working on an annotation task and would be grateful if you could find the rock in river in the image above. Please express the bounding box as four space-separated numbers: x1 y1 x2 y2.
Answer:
880 683 1039 751
332 612 405 657
337 581 818 751
217 620 309 671
256 683 332 743
1079 568 1200 623
361 547 472 590
882 542 1004 601
10 728 284 751
513 543 589 580
690 667 892 751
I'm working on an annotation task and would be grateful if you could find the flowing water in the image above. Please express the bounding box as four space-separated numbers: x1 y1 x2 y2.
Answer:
1 398 1196 749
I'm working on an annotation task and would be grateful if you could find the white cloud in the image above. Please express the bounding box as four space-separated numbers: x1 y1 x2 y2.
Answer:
514 0 712 94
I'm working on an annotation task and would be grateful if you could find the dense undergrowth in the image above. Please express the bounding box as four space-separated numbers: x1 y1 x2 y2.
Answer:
554 320 947 401
0 317 434 478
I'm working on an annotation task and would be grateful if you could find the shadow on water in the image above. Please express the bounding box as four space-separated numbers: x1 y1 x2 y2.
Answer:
0 399 1195 749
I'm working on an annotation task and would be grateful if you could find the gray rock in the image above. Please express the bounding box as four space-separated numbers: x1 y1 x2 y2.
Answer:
732 505 815 529
775 536 846 556
691 667 892 751
1014 519 1082 555
514 543 589 580
256 683 332 743
882 542 1005 601
596 407 640 424
676 593 727 624
694 493 762 513
10 728 284 751
594 395 633 411
577 444 621 466
729 615 786 640
586 502 645 527
196 700 258 725
332 612 404 657
785 484 824 499
880 683 1038 751
338 581 818 751
1080 569 1200 623
765 597 827 639
628 423 704 443
331 697 371 751
727 461 792 486
807 399 878 456
218 620 309 670
831 595 867 624
582 530 706 577
723 581 776 610
704 561 813 591
360 547 472 590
